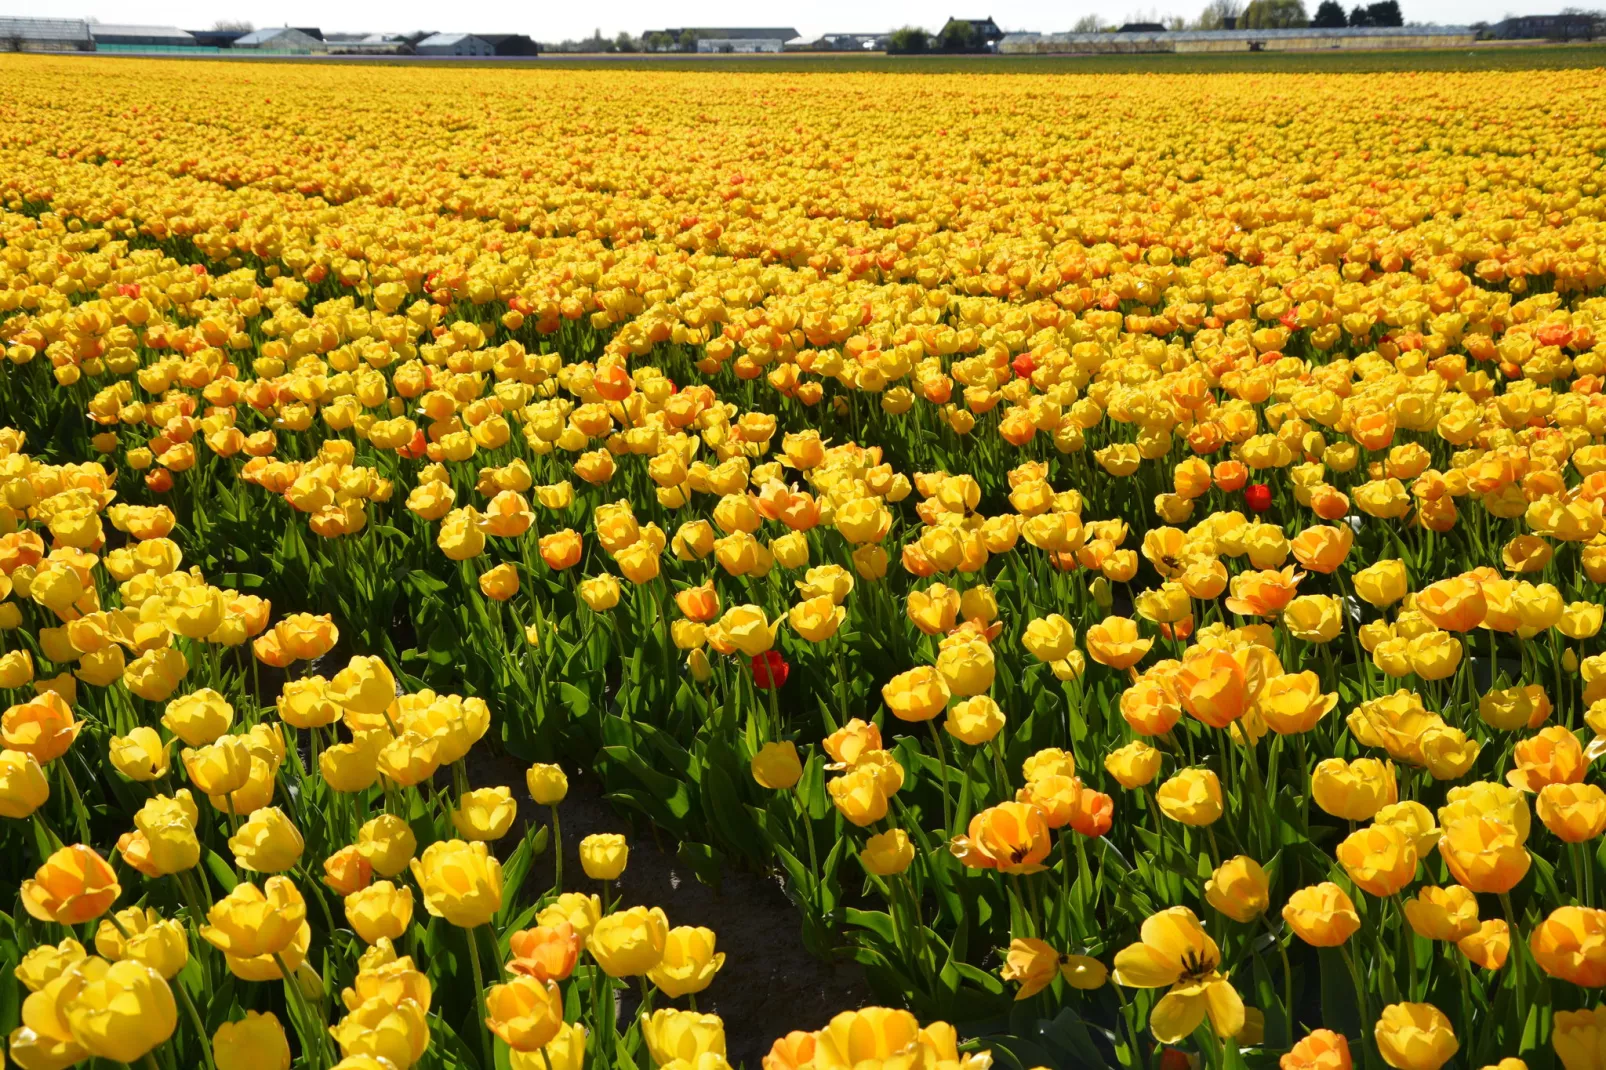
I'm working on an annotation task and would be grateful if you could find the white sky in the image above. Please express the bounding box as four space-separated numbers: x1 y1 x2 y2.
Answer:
2 0 1560 42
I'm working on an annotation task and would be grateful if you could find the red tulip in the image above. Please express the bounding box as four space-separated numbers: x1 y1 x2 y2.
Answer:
752 650 789 690
1245 483 1272 513
1011 354 1035 379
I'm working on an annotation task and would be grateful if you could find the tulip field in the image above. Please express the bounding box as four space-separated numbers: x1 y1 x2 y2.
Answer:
5 50 1606 1070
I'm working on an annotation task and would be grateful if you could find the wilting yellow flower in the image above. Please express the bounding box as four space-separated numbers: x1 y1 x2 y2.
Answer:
1112 907 1244 1042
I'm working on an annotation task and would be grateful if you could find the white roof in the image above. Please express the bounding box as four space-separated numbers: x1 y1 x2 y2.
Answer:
91 24 196 40
233 26 315 45
0 16 93 42
417 33 485 46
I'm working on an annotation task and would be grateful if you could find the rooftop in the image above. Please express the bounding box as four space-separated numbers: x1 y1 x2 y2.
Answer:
0 16 93 42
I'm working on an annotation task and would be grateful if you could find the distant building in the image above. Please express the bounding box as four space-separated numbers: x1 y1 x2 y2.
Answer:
323 32 413 54
0 16 94 51
652 26 801 47
696 37 785 52
808 32 889 50
479 33 540 55
187 28 247 47
231 26 323 51
415 32 494 55
90 24 197 48
939 17 1006 49
1119 21 1168 31
1491 14 1596 39
292 27 324 40
1001 24 1476 53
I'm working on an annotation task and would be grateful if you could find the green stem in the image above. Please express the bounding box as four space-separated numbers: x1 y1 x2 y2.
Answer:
175 982 218 1070
465 926 495 1070
550 805 564 896
925 718 953 836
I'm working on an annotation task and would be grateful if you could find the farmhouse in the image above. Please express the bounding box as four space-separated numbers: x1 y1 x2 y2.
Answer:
0 16 94 51
231 27 324 52
1001 24 1477 53
416 33 495 56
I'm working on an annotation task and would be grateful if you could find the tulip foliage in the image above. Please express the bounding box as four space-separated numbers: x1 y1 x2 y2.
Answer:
6 50 1606 1070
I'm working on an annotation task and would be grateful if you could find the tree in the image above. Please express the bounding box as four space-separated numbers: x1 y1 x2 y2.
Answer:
938 19 977 50
1195 0 1245 29
1073 14 1104 31
1366 0 1403 24
615 31 638 52
1312 0 1348 25
1242 0 1309 27
887 26 930 52
212 19 254 31
678 28 698 50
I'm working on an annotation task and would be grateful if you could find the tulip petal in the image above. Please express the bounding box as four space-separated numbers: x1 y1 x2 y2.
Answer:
1112 943 1182 988
1150 988 1208 1044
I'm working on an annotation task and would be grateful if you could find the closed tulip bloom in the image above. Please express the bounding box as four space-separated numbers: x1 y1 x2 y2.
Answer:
1561 601 1606 641
1374 1003 1458 1070
378 731 441 788
860 829 915 876
2 691 82 763
328 656 397 717
345 882 413 945
1421 726 1481 780
1281 1028 1352 1070
1403 886 1480 942
641 1009 728 1068
123 646 190 701
1174 648 1248 728
1458 919 1510 970
1439 815 1530 894
202 877 307 959
108 726 170 782
486 974 565 1051
357 814 417 878
751 742 803 789
0 747 49 817
63 958 177 1064
214 1010 291 1070
0 647 33 688
789 595 845 642
331 996 429 1067
1531 907 1606 986
320 731 384 793
882 666 951 722
322 845 373 897
1086 616 1154 669
946 695 1005 745
588 905 669 977
1112 907 1244 1043
1416 577 1486 632
907 584 961 636
1156 768 1223 826
14 938 86 992
229 806 304 872
1337 824 1418 897
935 636 995 697
579 833 629 880
411 840 502 927
1373 801 1440 856
1283 883 1362 947
1104 740 1162 788
1312 757 1397 821
1291 524 1353 574
1023 615 1077 662
525 763 567 805
1017 774 1082 830
537 892 603 941
183 735 254 796
1205 856 1270 922
1553 1007 1606 1070
649 926 726 998
452 787 517 841
22 844 120 925
94 907 188 978
274 612 339 661
1509 726 1587 792
1284 595 1343 644
1539 783 1606 843
1257 672 1336 735
508 922 582 983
